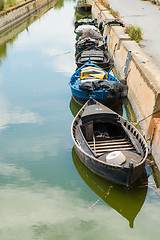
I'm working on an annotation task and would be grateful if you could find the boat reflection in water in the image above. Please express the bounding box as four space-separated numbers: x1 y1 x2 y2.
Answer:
69 97 81 117
72 147 148 228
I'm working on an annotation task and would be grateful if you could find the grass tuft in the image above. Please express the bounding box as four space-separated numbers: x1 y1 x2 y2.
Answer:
125 25 143 44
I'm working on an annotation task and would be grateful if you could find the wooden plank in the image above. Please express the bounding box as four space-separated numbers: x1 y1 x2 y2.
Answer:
81 57 104 62
89 144 132 148
88 137 128 142
88 141 131 147
81 54 104 57
88 138 129 144
94 147 135 153
92 144 134 150
81 51 104 56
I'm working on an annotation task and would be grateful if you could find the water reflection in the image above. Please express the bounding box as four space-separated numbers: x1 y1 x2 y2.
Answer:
0 0 58 65
0 95 42 131
0 43 7 65
72 147 148 228
69 97 81 117
74 8 92 21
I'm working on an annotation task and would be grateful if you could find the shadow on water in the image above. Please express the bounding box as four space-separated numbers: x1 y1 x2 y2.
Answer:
72 147 148 229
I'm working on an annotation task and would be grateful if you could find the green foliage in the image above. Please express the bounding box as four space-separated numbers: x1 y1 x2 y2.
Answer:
6 0 17 7
126 25 142 44
54 0 64 9
0 0 4 11
109 8 119 18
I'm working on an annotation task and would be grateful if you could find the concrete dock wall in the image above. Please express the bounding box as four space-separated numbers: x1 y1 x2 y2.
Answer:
88 0 160 170
0 0 57 35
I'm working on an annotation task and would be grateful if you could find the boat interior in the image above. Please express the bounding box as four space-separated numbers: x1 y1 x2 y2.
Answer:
79 50 106 63
80 120 143 167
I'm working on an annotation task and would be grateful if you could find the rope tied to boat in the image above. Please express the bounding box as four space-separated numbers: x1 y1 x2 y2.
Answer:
136 109 160 125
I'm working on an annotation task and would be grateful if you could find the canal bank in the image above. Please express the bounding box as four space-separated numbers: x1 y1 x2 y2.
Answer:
0 0 58 35
87 0 160 171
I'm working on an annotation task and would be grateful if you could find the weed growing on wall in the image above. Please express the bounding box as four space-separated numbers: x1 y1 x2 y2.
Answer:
0 0 4 10
109 8 119 18
6 0 17 7
125 25 142 44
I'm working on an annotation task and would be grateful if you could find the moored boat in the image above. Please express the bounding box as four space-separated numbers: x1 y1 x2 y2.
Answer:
75 24 99 38
69 60 123 106
80 27 102 40
75 37 105 53
71 98 148 187
74 16 98 29
75 46 114 71
76 0 92 12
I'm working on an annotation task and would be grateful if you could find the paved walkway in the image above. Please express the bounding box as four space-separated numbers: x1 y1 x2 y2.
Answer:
106 0 160 69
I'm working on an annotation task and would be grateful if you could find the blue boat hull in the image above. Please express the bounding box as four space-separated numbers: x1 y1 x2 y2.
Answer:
71 88 121 106
69 61 122 106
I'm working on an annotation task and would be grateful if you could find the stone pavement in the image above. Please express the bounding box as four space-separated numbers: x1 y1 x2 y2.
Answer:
106 0 160 69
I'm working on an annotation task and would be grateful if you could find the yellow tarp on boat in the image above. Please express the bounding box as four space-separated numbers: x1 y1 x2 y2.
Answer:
80 66 108 80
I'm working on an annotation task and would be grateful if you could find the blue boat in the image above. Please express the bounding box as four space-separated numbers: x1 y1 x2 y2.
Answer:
69 60 124 106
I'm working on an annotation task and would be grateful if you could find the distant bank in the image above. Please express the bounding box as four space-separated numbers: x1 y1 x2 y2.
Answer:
0 0 58 35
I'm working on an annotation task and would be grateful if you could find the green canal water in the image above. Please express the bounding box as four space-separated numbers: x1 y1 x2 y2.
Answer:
0 1 160 239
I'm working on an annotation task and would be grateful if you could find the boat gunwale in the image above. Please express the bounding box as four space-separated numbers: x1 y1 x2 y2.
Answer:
71 99 148 169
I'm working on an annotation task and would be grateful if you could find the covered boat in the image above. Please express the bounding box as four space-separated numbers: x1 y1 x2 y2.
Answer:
75 25 99 38
74 16 98 29
75 46 113 71
69 60 123 106
71 98 148 187
80 27 102 40
75 37 105 53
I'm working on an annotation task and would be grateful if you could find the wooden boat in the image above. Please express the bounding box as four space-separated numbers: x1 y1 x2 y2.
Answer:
69 96 124 118
75 37 105 53
75 46 113 71
76 1 92 12
71 98 148 187
69 60 123 106
72 147 148 228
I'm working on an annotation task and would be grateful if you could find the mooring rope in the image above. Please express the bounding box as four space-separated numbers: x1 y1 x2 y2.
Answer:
136 109 160 125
